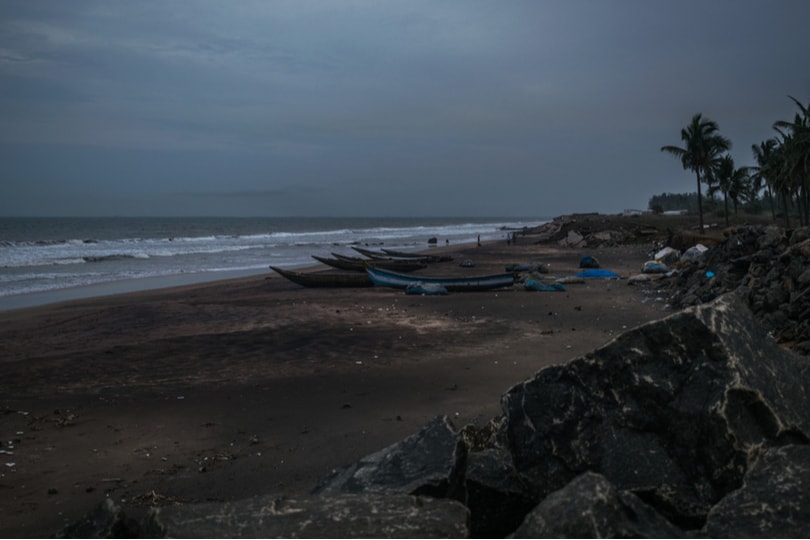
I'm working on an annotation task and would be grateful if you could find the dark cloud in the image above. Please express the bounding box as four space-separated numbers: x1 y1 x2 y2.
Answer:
1 0 809 217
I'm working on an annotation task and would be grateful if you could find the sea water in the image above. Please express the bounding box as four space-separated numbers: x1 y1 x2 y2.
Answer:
0 216 546 309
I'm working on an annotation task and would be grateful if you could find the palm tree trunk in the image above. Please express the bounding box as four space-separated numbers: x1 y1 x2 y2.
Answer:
696 172 704 231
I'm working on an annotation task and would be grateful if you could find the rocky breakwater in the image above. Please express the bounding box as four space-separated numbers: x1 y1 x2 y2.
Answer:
500 293 810 537
665 225 810 354
529 213 663 247
61 293 810 538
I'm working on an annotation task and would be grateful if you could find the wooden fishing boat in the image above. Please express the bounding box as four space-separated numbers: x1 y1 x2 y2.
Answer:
351 246 451 264
269 266 372 288
380 248 454 263
332 252 362 260
333 251 443 267
312 255 426 272
351 246 399 260
366 266 515 292
311 255 363 271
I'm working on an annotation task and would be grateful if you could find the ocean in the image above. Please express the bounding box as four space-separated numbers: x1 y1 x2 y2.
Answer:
0 216 546 310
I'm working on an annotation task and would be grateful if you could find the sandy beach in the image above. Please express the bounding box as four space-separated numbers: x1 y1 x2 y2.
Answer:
0 228 670 537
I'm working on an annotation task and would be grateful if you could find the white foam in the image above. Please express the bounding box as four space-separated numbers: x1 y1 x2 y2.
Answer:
0 217 547 305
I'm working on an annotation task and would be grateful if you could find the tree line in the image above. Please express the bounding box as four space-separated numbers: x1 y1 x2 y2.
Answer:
648 191 773 216
660 96 809 228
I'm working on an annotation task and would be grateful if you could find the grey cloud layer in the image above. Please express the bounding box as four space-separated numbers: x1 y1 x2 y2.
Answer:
1 1 808 216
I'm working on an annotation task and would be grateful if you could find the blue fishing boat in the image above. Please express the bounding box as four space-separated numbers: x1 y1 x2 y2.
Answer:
366 266 515 292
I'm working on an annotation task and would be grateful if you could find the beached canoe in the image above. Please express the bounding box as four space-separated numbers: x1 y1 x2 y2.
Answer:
269 266 372 288
380 248 454 263
366 266 515 292
351 246 453 264
333 251 445 268
351 246 396 260
312 255 426 273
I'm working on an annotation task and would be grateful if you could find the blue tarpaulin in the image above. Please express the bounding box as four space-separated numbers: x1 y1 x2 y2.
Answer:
575 269 620 279
524 279 565 292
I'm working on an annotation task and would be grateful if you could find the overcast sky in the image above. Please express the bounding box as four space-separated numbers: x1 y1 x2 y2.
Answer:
1 1 808 218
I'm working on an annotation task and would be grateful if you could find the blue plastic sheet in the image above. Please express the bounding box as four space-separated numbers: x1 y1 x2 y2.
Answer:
524 279 565 292
575 269 620 279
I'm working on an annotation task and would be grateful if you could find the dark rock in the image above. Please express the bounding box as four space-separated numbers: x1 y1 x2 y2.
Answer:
456 420 536 536
142 494 469 538
664 225 810 352
465 446 535 538
790 226 810 245
560 230 584 247
312 415 467 501
511 471 685 538
499 293 810 529
579 255 600 268
757 225 785 249
703 445 810 538
57 498 141 538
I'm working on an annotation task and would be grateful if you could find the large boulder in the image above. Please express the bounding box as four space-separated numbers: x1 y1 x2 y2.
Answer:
703 444 810 538
61 494 470 539
57 498 140 539
559 230 584 248
143 494 469 538
499 293 810 529
511 471 685 538
312 415 467 500
464 445 535 537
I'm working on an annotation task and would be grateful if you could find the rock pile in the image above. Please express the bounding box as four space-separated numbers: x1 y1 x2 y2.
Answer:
665 225 810 354
61 294 810 538
530 214 663 248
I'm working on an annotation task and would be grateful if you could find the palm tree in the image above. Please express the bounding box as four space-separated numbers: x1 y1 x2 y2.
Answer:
751 139 778 221
727 163 751 218
711 155 749 225
661 113 732 231
772 140 796 228
773 96 810 225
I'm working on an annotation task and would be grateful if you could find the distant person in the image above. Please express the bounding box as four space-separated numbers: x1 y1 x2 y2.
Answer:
477 235 481 247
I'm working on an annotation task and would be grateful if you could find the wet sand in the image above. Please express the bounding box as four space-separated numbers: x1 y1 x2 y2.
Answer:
0 235 670 537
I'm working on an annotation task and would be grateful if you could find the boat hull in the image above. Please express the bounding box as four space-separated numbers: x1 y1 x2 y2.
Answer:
270 266 372 288
366 266 514 292
380 248 454 263
313 255 426 273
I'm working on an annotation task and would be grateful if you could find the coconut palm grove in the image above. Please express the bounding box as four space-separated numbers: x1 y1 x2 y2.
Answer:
659 96 810 229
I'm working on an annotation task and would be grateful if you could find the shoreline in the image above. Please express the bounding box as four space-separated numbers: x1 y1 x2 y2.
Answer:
0 267 270 313
1 217 671 537
0 239 484 314
0 216 543 313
